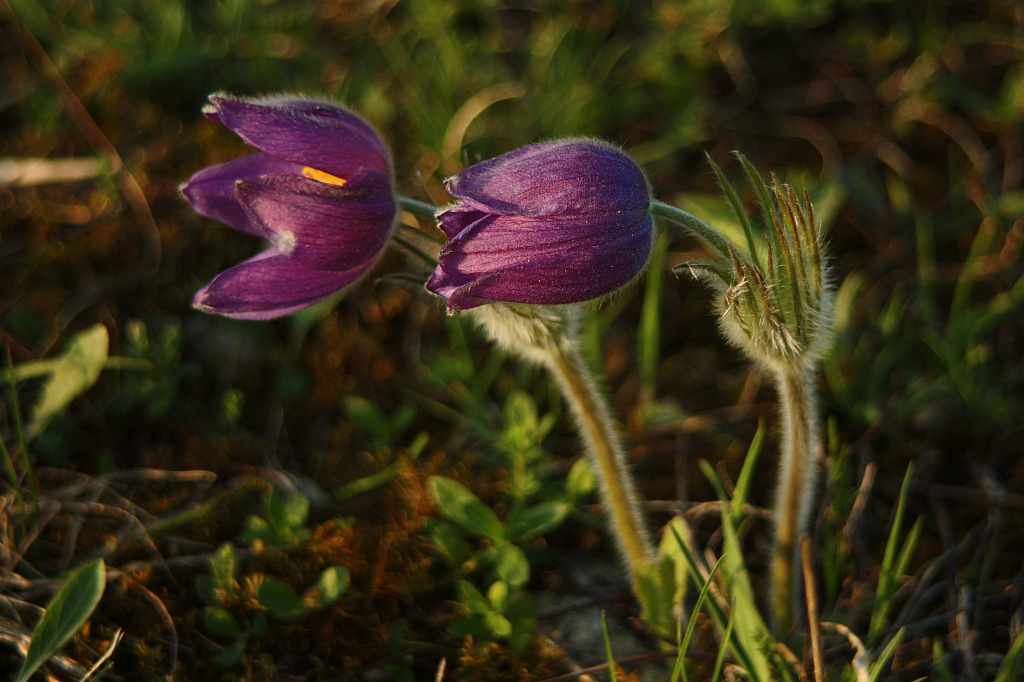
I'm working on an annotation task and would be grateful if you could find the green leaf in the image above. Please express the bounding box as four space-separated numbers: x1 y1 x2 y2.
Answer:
486 580 508 611
493 543 530 592
210 542 238 592
425 518 469 563
506 500 571 541
503 390 539 433
202 606 240 637
218 640 247 668
15 559 106 682
658 516 693 616
565 457 595 502
247 613 268 638
27 324 109 438
311 566 350 606
634 555 678 640
457 580 490 614
256 578 308 620
427 476 504 541
194 574 218 606
484 610 512 638
449 613 491 640
505 590 537 653
268 492 309 532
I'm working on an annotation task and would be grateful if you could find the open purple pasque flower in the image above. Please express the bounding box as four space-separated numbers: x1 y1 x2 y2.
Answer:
426 139 654 312
183 93 396 319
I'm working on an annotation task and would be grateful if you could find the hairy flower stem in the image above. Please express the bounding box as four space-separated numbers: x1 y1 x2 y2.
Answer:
468 305 655 582
771 363 822 636
396 195 440 218
649 200 732 259
544 331 655 572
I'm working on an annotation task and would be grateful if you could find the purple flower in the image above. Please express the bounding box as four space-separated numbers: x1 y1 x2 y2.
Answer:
426 139 654 312
182 94 396 319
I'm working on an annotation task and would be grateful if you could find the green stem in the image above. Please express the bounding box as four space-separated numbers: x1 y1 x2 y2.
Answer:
649 200 733 258
392 233 438 268
397 195 439 218
770 362 822 636
542 321 655 573
466 305 654 583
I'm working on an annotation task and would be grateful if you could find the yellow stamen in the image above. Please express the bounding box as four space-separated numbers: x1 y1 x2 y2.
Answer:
302 167 347 186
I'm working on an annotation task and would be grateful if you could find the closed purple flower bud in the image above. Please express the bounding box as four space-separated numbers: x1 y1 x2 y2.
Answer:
182 94 396 319
426 139 654 312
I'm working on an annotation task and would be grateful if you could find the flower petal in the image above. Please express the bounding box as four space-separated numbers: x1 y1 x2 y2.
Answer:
236 169 396 272
182 153 304 235
205 94 392 179
435 208 652 272
193 249 373 320
445 139 649 217
428 213 654 310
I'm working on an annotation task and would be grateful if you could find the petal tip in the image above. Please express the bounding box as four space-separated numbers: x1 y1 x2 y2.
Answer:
191 287 215 314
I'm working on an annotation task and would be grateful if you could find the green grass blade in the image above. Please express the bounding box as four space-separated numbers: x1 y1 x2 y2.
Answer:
867 627 905 682
932 639 956 682
698 459 779 682
667 524 739 658
15 559 106 682
670 553 725 682
950 213 997 321
600 610 620 682
869 461 915 645
994 626 1024 682
892 516 923 588
334 458 407 502
710 607 735 682
731 419 766 527
699 459 730 505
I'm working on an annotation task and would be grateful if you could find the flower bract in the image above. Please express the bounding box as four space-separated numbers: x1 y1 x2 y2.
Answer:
183 94 396 319
426 139 654 312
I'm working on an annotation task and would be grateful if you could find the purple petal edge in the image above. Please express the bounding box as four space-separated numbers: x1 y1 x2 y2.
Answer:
193 249 377 320
205 93 392 180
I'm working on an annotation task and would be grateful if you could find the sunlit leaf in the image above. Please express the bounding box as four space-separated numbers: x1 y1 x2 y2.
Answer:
565 457 595 502
28 324 109 438
311 566 350 605
506 500 571 541
427 476 504 541
868 628 905 682
493 543 530 592
15 559 106 682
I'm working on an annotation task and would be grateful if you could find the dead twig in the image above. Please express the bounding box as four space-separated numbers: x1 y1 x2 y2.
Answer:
129 581 178 679
802 536 825 682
